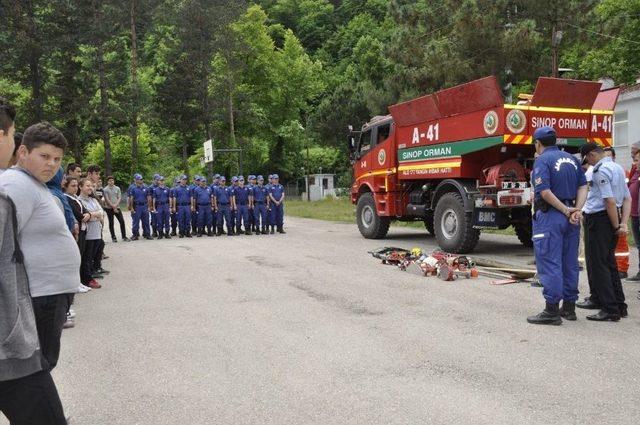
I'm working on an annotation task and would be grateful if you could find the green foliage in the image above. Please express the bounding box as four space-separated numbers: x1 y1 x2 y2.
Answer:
84 124 159 185
1 0 636 188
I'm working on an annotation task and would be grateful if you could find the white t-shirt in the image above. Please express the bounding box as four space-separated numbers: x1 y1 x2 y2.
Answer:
0 168 80 297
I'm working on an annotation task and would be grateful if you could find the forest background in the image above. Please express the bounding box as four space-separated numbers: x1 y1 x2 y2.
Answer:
1 0 638 188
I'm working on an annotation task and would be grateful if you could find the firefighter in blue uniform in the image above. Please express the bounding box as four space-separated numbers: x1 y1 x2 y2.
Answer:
128 174 152 240
252 175 269 234
210 174 220 232
189 175 199 235
268 174 286 234
152 176 172 239
265 174 273 229
169 177 179 236
247 175 256 232
149 174 160 237
213 176 234 236
171 175 192 238
229 176 238 230
192 176 214 237
527 126 587 325
234 176 252 235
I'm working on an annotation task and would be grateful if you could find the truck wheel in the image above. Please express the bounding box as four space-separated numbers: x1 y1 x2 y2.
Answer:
434 192 480 253
424 211 435 235
514 223 533 248
356 193 390 239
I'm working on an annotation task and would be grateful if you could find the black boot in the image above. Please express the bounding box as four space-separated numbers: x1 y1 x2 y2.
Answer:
131 235 139 241
246 229 252 235
217 228 223 236
164 231 171 239
171 229 177 236
152 230 158 238
236 226 242 236
527 303 562 325
227 229 234 236
262 226 267 235
270 226 275 234
207 229 214 237
560 301 577 321
197 229 204 237
186 230 192 238
277 226 286 234
255 228 261 235
157 231 164 239
179 232 184 238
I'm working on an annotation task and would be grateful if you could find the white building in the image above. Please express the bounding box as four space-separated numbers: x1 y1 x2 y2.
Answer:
303 174 336 201
614 81 640 171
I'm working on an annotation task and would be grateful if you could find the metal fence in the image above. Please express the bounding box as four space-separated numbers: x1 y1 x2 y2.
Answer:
284 183 301 200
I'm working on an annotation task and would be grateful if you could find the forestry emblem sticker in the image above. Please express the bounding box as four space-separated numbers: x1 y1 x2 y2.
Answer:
506 109 527 134
378 149 386 166
483 111 499 135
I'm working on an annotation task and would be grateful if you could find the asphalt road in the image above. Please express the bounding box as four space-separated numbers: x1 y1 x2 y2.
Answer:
4 217 640 425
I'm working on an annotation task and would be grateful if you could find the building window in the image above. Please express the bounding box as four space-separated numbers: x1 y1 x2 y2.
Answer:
614 110 628 147
322 178 329 189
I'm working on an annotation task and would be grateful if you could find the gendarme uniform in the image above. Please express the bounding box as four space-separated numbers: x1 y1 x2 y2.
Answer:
172 176 192 237
152 178 172 238
128 174 151 239
528 126 586 325
234 176 252 235
252 175 269 234
214 177 233 236
581 144 630 319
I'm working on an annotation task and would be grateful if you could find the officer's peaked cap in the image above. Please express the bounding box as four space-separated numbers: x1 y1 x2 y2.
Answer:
238 176 244 181
214 174 220 179
273 174 279 179
231 176 238 182
158 176 165 180
220 176 226 181
257 175 264 180
180 175 188 180
248 175 255 180
533 126 556 142
153 173 160 180
134 173 143 180
579 142 602 158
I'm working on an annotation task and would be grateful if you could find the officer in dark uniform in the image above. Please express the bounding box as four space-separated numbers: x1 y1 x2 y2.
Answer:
210 174 220 233
213 176 233 236
234 176 252 235
527 126 587 325
171 175 192 238
127 174 153 240
149 174 160 238
189 176 199 235
247 175 256 232
252 175 269 234
229 176 238 230
192 177 214 237
169 177 179 236
268 174 286 234
152 176 172 239
578 142 631 321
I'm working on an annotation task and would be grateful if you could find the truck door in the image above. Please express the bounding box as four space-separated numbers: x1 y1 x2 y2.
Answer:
356 128 373 177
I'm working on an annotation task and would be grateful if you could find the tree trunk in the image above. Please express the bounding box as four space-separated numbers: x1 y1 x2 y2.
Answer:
25 0 43 121
97 43 112 176
130 0 139 172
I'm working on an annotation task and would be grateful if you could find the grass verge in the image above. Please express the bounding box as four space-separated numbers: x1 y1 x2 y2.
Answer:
286 198 516 234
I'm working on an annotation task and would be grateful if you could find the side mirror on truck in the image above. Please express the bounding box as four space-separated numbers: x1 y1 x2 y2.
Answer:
347 125 358 163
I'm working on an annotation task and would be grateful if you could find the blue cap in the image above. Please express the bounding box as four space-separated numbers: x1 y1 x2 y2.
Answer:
257 175 264 181
153 173 160 180
214 174 220 179
533 126 556 142
158 175 165 180
248 174 255 180
134 173 143 180
268 174 273 179
238 175 244 181
231 176 238 182
201 177 207 183
180 175 188 180
194 176 202 182
272 174 279 179
220 176 226 181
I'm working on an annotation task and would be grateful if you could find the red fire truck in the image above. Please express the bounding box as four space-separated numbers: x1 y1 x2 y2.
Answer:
348 76 619 253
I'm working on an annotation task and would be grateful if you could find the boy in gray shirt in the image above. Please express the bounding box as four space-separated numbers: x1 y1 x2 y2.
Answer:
0 103 67 423
0 122 81 374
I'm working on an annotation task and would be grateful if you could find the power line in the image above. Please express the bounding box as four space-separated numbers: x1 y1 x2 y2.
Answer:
564 22 640 45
